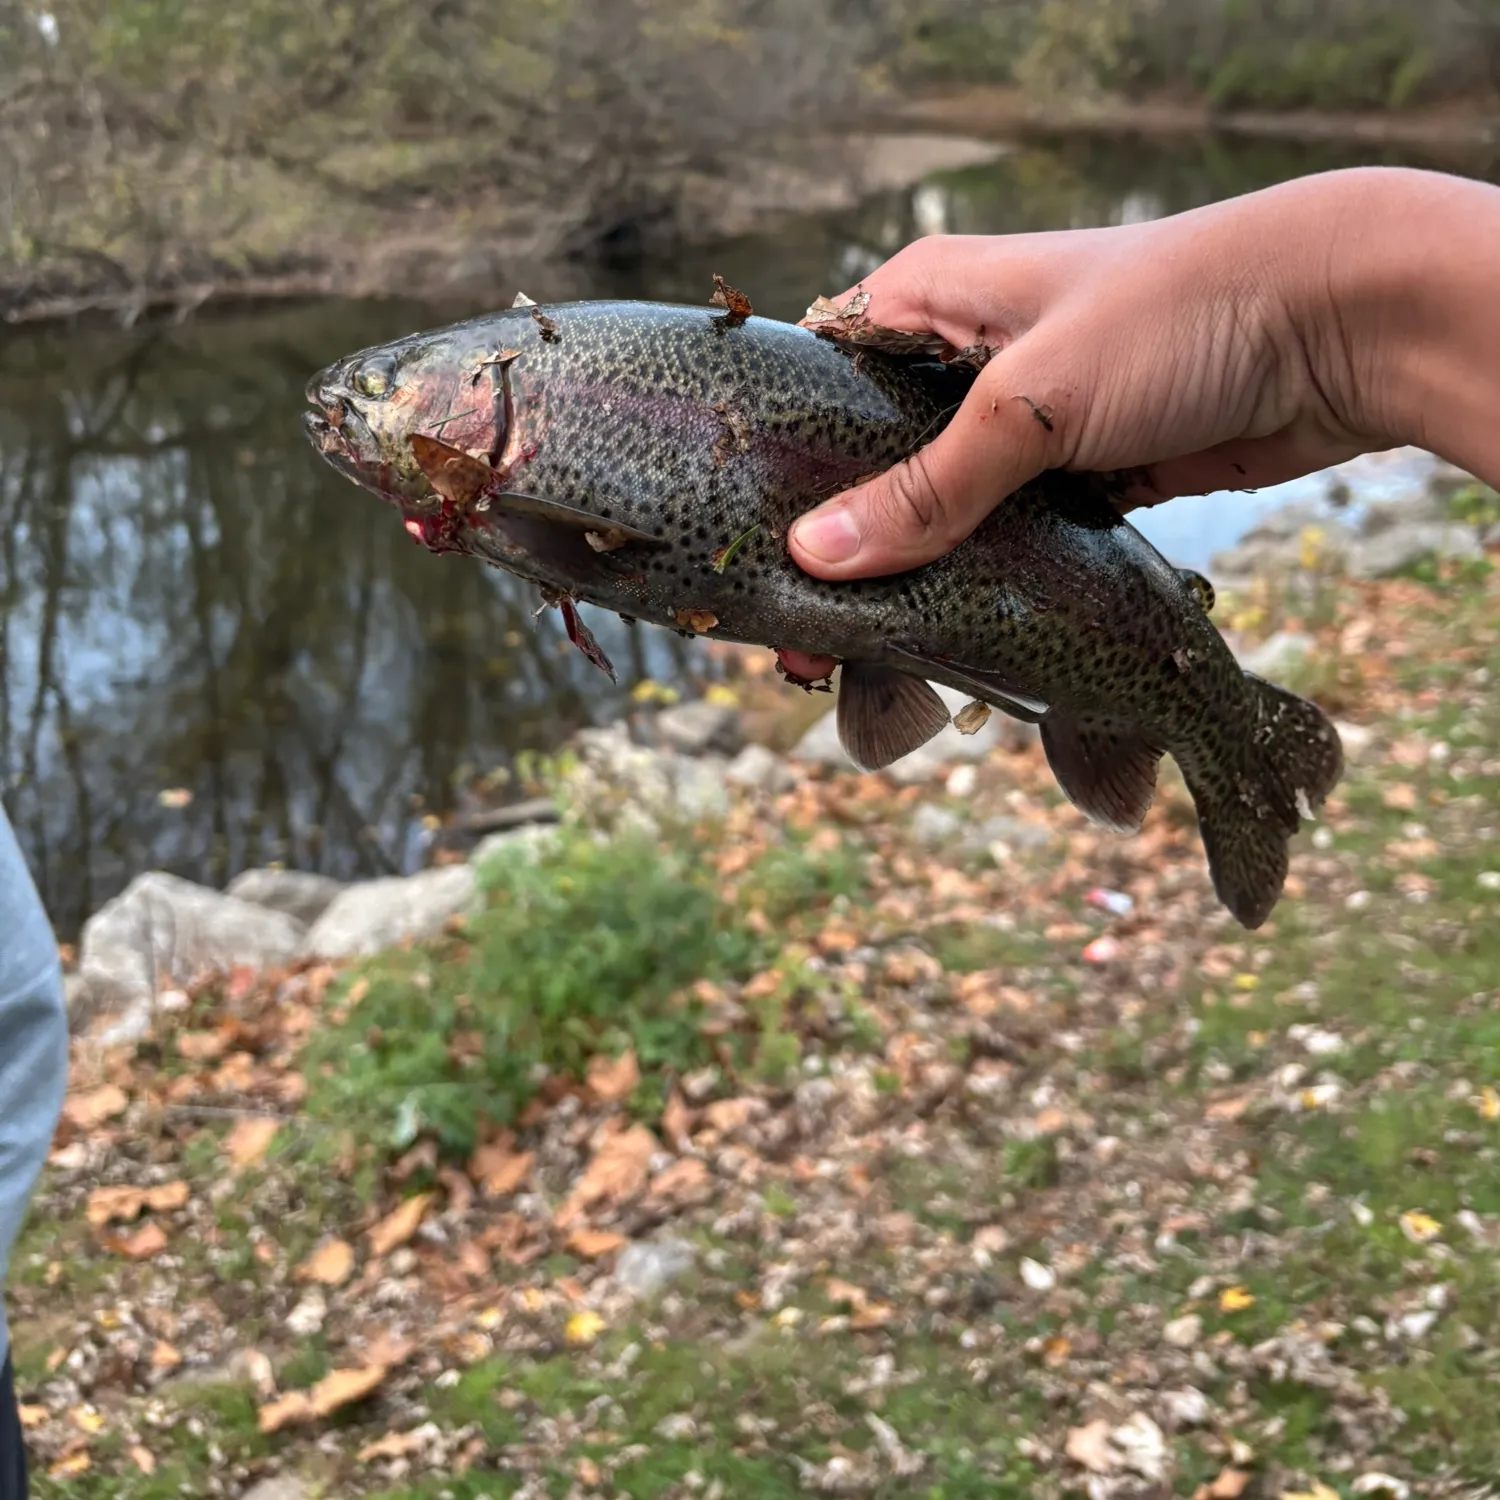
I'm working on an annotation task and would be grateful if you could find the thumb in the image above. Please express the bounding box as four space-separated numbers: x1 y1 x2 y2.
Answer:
787 351 1061 579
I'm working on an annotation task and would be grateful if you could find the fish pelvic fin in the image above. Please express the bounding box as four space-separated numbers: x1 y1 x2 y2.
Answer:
1187 674 1345 930
1040 715 1164 835
837 662 951 771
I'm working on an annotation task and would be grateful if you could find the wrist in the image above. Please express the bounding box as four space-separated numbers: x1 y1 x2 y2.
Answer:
1279 167 1500 483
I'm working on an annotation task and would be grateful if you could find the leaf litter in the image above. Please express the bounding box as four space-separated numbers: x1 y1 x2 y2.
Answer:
16 554 1500 1495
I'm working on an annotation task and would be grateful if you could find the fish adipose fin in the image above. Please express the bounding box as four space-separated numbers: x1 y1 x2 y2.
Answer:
837 663 951 771
1040 716 1164 834
882 646 1049 723
1189 674 1345 931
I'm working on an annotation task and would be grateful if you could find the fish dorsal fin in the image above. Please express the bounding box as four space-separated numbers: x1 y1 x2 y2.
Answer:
836 662 951 771
1040 715 1163 834
882 645 1050 722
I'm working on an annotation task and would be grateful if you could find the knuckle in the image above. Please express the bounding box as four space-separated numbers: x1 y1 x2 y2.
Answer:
878 448 951 543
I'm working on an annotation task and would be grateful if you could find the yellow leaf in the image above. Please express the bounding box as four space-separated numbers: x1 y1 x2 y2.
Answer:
49 1452 91 1479
704 684 739 707
225 1117 280 1168
1281 1485 1340 1500
1219 1285 1256 1313
1232 973 1259 991
297 1238 356 1287
1477 1086 1500 1122
368 1193 432 1257
565 1310 607 1346
1400 1210 1442 1244
17 1405 48 1429
71 1406 107 1434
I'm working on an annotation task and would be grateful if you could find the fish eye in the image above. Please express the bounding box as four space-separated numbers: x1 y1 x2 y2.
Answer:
352 355 397 399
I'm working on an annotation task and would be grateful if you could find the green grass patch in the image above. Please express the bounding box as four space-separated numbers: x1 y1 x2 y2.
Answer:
302 826 863 1156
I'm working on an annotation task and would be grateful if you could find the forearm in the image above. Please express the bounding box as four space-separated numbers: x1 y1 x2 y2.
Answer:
1273 167 1500 488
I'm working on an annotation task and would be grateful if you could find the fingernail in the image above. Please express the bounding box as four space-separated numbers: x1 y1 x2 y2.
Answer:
792 505 860 564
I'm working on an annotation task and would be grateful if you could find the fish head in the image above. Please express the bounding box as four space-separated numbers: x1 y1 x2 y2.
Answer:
302 315 526 508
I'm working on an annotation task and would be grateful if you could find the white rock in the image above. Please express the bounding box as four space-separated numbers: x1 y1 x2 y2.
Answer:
241 1480 310 1500
945 763 978 798
1238 631 1315 681
470 823 561 871
911 803 963 846
300 865 478 960
227 868 344 926
1159 1387 1210 1428
790 683 1037 781
1396 1309 1439 1340
1110 1411 1168 1481
1162 1313 1202 1348
654 1413 698 1441
1346 522 1483 579
80 872 305 1024
1019 1257 1056 1292
724 743 796 795
654 700 743 756
1353 1473 1411 1498
285 1288 326 1337
616 1237 698 1298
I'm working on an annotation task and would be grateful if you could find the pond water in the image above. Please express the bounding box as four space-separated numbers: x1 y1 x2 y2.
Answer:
4 130 1496 934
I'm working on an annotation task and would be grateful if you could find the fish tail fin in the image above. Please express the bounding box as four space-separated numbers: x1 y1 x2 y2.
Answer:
1186 673 1344 929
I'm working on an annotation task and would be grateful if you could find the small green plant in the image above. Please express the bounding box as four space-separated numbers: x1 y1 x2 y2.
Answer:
303 825 862 1154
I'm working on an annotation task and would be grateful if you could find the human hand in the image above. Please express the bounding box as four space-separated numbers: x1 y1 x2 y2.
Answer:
785 167 1470 586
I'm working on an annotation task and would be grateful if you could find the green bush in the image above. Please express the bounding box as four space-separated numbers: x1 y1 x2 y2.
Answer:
302 825 864 1155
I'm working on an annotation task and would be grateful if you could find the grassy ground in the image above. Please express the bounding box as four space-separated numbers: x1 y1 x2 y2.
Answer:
10 551 1500 1499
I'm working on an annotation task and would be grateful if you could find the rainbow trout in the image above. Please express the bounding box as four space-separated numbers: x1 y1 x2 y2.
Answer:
303 295 1343 929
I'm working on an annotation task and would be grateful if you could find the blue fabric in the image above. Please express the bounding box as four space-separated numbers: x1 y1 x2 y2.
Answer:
0 809 67 1368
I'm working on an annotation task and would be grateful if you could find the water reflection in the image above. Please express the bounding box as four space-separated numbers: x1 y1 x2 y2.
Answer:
4 130 1495 932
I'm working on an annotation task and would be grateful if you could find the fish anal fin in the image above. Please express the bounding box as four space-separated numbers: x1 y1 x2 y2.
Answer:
837 663 951 772
1040 715 1163 834
883 645 1049 722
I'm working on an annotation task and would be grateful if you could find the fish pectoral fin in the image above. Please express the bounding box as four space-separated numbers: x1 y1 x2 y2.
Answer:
883 646 1049 723
836 663 951 771
488 491 667 550
1040 715 1164 835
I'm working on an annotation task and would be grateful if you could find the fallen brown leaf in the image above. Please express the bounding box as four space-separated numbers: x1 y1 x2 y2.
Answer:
470 1143 534 1198
63 1084 128 1131
566 1228 628 1259
109 1221 169 1260
225 1117 280 1168
49 1451 91 1479
1066 1418 1117 1474
17 1405 48 1429
257 1364 388 1434
556 1123 656 1227
150 1341 182 1372
297 1238 356 1287
368 1193 432 1256
647 1156 715 1206
586 1049 640 1103
87 1185 145 1228
176 1030 227 1062
130 1445 157 1476
358 1428 430 1463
